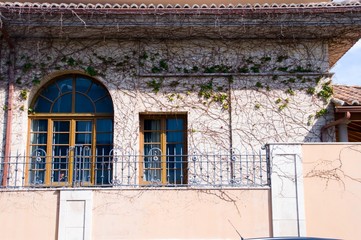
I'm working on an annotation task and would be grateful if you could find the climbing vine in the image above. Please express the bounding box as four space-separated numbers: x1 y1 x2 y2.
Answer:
1 37 334 151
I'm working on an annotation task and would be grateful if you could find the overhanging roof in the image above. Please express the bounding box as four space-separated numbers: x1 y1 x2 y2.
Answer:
1 2 361 66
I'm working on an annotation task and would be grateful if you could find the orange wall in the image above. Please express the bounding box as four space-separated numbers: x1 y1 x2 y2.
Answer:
302 144 361 240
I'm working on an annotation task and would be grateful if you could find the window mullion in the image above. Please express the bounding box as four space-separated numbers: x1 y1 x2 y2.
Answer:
46 119 53 185
161 119 167 184
68 119 76 185
91 119 96 185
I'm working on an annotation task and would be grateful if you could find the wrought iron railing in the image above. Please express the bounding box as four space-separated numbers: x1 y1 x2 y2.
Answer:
0 148 270 188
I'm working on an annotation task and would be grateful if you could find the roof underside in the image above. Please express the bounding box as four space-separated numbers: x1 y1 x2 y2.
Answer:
1 2 361 66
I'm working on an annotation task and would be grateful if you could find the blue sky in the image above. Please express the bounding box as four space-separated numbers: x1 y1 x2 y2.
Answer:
331 39 361 86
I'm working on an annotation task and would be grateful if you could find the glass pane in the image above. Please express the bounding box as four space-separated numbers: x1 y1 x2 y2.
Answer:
74 159 91 182
52 157 69 183
144 168 161 182
144 132 160 143
52 168 68 182
75 93 95 113
29 168 45 185
57 78 73 94
74 146 91 157
76 121 92 132
41 83 60 101
53 121 70 132
52 146 69 156
88 83 107 101
144 144 161 156
52 93 72 113
96 145 113 156
76 77 92 93
76 133 92 144
95 96 113 113
166 131 183 143
96 119 113 132
52 158 68 170
144 119 160 131
95 146 112 185
30 145 47 155
166 144 184 156
166 119 184 131
31 120 47 132
166 144 184 184
53 133 69 144
31 133 47 144
96 133 113 144
33 97 52 113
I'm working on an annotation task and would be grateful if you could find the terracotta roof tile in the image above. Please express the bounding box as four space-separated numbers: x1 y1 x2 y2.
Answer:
333 85 361 106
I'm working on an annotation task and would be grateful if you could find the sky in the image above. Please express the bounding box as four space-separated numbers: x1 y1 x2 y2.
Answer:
331 39 361 86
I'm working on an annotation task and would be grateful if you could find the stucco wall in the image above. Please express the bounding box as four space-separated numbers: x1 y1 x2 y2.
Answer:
302 144 361 240
0 188 271 240
0 190 59 240
92 189 271 239
0 38 333 157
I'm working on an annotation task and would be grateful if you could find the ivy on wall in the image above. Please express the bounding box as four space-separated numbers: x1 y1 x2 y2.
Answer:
2 38 334 149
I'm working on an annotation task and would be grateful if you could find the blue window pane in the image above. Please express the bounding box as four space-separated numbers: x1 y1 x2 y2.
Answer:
166 144 184 155
52 93 72 113
76 133 92 144
96 119 113 132
33 97 52 113
144 132 160 143
95 145 113 185
30 145 47 156
166 131 183 143
31 120 48 132
32 76 113 114
76 121 92 132
144 120 160 131
31 133 47 144
57 78 73 94
95 96 113 113
53 133 70 144
53 121 70 132
96 133 113 144
75 93 95 113
88 83 107 101
52 166 68 182
96 146 113 156
166 119 184 131
76 77 92 93
52 146 70 156
41 83 60 101
144 144 161 156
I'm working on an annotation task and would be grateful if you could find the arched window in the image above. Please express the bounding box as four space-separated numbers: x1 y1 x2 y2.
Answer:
28 74 114 186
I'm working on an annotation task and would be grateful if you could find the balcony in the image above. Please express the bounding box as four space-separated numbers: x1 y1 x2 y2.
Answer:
0 148 269 188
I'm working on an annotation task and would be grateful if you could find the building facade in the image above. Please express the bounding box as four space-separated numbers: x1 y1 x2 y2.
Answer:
0 1 361 239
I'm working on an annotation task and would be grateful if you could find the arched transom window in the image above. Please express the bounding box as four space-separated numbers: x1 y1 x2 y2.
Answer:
29 74 114 186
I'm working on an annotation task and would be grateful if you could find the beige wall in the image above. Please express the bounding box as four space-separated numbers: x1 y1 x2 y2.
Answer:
0 191 59 240
0 189 271 240
3 144 361 240
302 144 361 240
92 189 271 239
